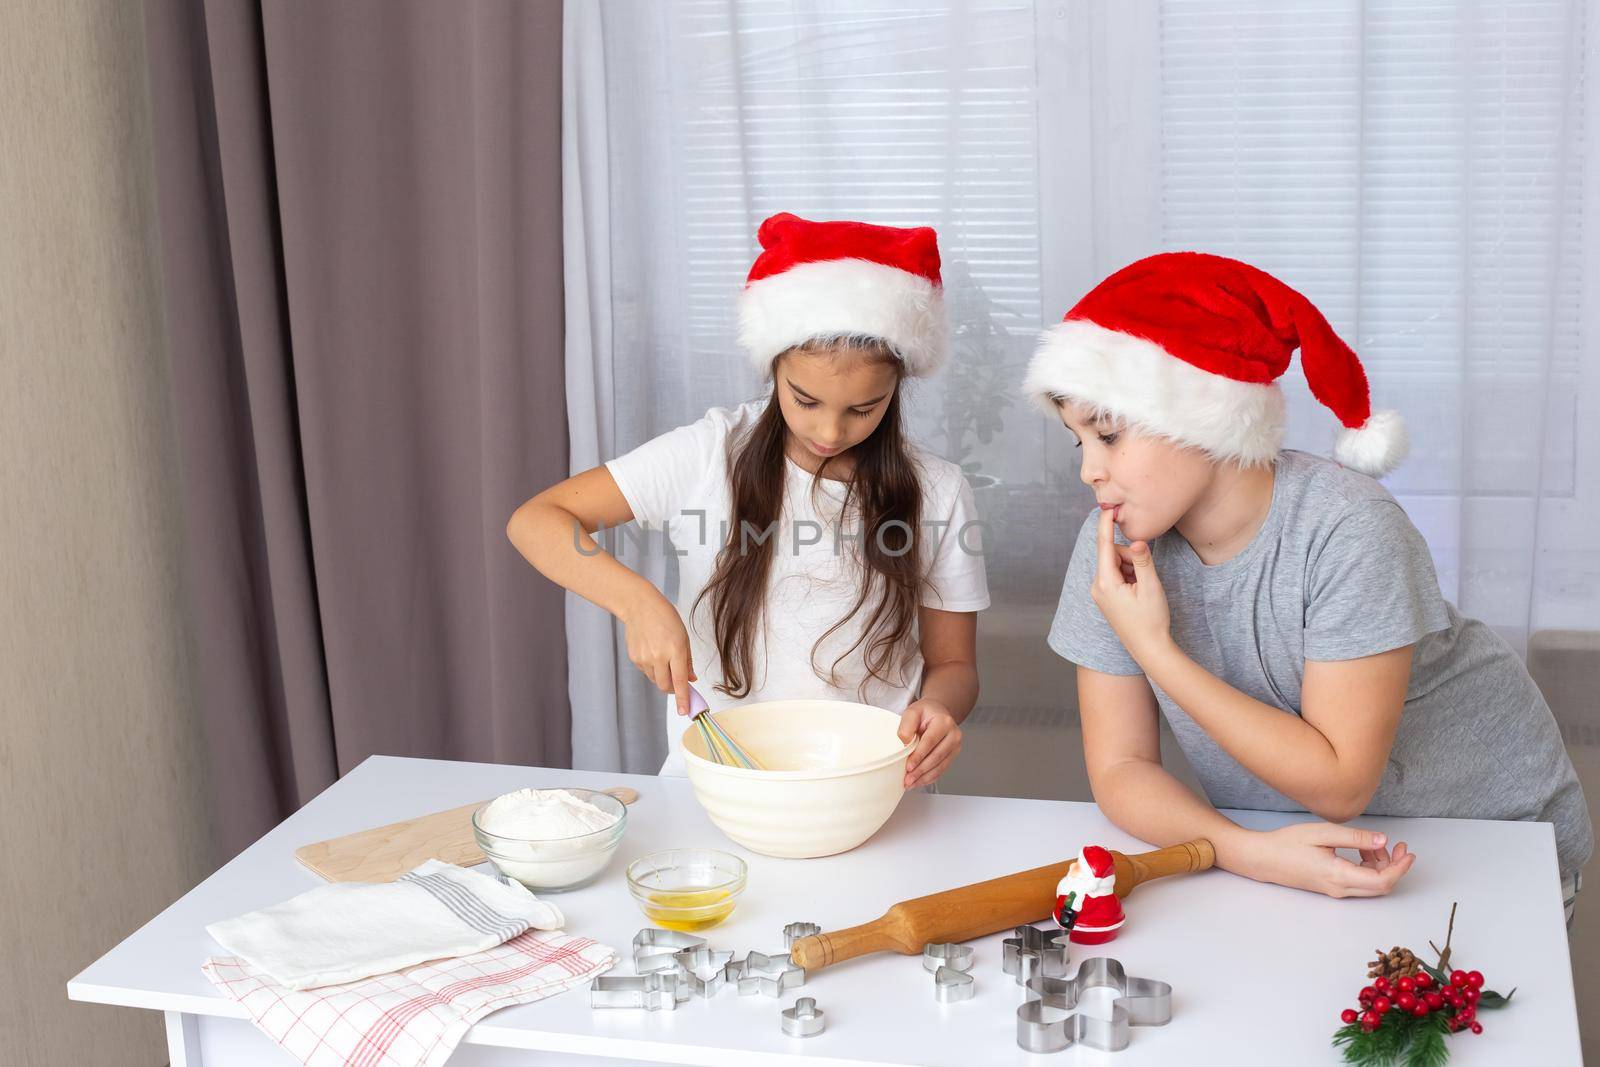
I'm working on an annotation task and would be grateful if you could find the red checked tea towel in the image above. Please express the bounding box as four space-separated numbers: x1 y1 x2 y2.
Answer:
203 929 617 1067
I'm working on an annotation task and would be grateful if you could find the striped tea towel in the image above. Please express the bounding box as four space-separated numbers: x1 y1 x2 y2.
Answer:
206 860 565 990
204 929 616 1067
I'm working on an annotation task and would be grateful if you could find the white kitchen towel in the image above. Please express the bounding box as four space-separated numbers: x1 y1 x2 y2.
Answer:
203 929 617 1067
206 860 566 990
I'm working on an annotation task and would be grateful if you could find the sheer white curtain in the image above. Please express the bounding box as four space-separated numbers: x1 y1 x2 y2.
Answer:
562 0 1597 773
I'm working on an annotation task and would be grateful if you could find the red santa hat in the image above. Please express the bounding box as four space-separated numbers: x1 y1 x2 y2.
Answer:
1080 845 1115 880
1022 252 1408 477
737 212 947 377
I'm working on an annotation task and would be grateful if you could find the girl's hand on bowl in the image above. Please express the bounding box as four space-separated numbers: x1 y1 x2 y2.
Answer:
898 699 961 789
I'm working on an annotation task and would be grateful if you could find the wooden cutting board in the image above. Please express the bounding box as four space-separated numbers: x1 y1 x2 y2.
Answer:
294 786 640 884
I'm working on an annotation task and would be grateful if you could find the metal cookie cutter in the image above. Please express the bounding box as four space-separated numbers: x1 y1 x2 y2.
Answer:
729 951 805 997
1001 924 1070 986
922 942 975 973
590 971 690 1012
632 928 705 973
933 964 975 1003
781 996 826 1037
783 921 821 949
671 946 736 997
1016 957 1173 1053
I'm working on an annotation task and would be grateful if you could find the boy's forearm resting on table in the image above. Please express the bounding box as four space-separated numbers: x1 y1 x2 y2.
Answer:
1091 756 1252 865
1132 638 1382 822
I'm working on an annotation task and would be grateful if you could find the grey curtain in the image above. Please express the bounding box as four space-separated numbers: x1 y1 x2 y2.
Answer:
144 0 570 860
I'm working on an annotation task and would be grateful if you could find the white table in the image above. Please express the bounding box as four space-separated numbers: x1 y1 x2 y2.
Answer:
69 755 1581 1065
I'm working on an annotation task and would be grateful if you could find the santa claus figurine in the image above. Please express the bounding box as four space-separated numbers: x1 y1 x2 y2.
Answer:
1053 845 1126 945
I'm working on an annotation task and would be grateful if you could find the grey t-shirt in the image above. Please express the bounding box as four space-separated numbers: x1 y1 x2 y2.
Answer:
1049 450 1592 881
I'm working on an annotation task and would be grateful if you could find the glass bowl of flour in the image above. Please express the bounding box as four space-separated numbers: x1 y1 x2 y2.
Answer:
471 787 628 892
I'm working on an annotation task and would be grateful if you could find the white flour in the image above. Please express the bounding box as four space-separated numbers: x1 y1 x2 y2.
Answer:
476 789 623 891
480 788 619 840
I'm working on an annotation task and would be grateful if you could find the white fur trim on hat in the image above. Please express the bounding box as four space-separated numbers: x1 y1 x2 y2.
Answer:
1021 319 1285 467
736 258 947 376
1333 408 1408 478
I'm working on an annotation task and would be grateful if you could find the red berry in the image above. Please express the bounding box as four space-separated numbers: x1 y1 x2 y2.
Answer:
1395 993 1416 1012
1374 996 1393 1014
1466 971 1484 990
1414 972 1434 990
1463 988 1480 1005
1361 1010 1381 1031
1425 991 1444 1011
1373 977 1391 994
1411 1002 1429 1018
1359 986 1377 1003
1470 1022 1484 1035
1396 976 1416 994
1450 970 1468 988
1458 1006 1477 1025
1342 1008 1359 1024
1445 989 1464 1007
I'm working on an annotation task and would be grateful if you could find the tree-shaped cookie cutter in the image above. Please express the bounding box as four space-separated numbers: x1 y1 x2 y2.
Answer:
1015 957 1173 1053
1001 924 1071 985
671 946 736 997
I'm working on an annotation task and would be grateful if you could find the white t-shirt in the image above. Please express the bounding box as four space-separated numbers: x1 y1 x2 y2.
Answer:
606 401 991 776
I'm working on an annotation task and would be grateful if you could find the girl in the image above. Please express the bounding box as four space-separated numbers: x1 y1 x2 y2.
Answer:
509 213 989 787
1022 252 1590 918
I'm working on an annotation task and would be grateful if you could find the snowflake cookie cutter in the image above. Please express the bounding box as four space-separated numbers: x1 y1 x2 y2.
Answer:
1015 957 1173 1053
922 942 975 973
1001 924 1071 986
728 950 805 997
590 971 690 1012
781 996 826 1037
632 928 705 973
783 921 821 949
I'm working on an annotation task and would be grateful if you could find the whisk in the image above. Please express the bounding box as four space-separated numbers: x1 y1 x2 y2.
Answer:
688 684 764 770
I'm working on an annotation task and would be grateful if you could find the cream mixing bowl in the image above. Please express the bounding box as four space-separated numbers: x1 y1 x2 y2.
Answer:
681 699 914 858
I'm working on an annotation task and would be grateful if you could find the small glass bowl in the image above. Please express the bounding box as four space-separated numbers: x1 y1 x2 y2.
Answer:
625 848 747 932
471 788 628 893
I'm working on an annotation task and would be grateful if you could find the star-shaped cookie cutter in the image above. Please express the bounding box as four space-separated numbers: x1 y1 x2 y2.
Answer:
632 928 706 973
590 970 690 1012
727 950 805 997
1015 957 1173 1053
1001 924 1071 985
670 945 736 997
922 942 975 973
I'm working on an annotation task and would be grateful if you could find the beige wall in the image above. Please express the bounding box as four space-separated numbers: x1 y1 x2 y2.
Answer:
0 3 214 1064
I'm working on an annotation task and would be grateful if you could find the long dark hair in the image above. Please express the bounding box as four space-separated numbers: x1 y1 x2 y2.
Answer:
694 340 926 698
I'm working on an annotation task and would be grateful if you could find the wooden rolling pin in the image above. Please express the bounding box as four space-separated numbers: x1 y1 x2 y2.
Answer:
789 839 1214 973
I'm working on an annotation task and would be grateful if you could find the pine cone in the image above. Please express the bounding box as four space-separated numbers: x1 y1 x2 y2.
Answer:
1366 945 1422 981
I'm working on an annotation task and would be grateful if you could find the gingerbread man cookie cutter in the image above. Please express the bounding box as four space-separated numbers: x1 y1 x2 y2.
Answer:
1001 924 1071 986
1015 957 1173 1053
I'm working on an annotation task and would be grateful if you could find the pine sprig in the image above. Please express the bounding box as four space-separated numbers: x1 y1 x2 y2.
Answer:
1402 1012 1451 1067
